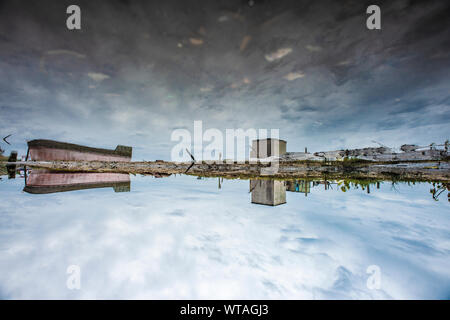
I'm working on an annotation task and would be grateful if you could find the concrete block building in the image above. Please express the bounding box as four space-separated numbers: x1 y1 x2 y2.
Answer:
250 138 287 159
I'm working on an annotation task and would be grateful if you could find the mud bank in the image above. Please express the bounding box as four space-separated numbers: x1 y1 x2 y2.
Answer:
10 160 450 182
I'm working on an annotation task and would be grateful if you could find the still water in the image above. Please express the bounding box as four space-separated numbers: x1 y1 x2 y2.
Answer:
0 172 449 299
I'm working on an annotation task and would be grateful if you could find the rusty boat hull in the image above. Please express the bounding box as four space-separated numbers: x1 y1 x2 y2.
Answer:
27 139 132 162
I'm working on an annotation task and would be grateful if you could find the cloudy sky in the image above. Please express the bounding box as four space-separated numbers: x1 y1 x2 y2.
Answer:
0 0 449 160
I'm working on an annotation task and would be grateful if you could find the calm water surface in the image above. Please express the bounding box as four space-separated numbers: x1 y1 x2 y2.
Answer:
0 173 449 299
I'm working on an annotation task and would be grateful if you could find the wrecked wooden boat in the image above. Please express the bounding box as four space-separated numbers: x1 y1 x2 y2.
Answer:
26 139 132 162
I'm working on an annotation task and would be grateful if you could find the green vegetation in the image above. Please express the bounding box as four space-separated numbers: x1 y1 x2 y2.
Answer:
0 162 7 175
0 149 7 162
0 149 7 175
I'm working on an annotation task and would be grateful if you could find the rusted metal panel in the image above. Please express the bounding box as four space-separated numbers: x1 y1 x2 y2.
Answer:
27 139 132 162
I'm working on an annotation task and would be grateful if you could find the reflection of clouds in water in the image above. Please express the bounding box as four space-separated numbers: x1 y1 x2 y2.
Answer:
0 175 449 299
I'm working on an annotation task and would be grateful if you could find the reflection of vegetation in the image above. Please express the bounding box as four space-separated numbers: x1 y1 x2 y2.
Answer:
187 170 449 184
337 179 380 193
201 174 449 202
335 179 449 201
333 179 449 202
430 182 449 202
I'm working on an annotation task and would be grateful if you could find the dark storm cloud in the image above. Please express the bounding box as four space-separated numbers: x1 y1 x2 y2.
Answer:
0 0 449 159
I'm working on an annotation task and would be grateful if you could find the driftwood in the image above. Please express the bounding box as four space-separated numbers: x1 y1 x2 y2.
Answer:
3 134 11 145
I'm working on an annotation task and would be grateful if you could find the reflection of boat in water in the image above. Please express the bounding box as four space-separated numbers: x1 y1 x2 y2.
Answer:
26 139 132 162
24 171 130 194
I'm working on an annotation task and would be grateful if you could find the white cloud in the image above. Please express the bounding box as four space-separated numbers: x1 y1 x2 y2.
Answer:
265 48 292 62
87 72 110 82
284 72 305 81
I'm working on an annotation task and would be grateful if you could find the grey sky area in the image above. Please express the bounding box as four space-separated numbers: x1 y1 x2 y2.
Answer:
0 0 449 159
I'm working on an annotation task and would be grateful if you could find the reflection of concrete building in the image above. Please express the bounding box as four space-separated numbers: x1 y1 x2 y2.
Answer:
250 180 286 206
27 139 132 162
24 171 130 194
286 180 310 196
250 139 286 158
